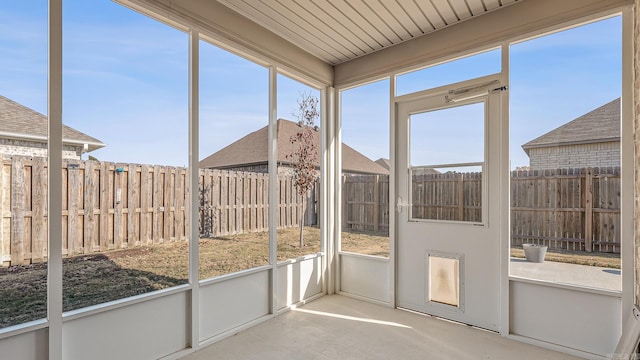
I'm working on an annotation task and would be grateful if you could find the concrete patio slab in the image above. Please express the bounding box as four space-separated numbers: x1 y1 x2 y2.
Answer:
510 258 621 292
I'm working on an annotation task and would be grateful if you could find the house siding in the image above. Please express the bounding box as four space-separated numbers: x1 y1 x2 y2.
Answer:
528 141 620 170
0 138 82 159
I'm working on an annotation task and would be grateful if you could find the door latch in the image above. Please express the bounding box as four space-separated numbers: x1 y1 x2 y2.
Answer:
397 196 408 213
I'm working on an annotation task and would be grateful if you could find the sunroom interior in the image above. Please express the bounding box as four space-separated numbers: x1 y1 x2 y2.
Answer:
0 0 637 359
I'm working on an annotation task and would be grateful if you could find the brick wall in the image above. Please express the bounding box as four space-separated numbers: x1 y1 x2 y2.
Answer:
0 138 82 159
528 142 620 170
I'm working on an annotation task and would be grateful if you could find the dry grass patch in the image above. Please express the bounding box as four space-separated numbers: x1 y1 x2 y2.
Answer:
0 227 326 328
340 230 389 257
198 226 321 279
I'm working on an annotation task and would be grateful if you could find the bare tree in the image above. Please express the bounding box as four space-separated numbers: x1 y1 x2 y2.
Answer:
286 92 319 247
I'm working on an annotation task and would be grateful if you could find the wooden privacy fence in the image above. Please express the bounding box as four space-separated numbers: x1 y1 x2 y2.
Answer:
1 157 189 266
341 167 621 253
0 157 621 266
0 157 316 266
411 172 482 222
342 174 389 232
341 172 483 231
198 169 318 238
511 167 620 253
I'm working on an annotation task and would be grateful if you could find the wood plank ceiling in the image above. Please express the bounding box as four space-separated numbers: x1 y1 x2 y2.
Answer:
217 0 522 65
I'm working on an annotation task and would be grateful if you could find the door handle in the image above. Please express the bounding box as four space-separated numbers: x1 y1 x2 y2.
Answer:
397 196 409 213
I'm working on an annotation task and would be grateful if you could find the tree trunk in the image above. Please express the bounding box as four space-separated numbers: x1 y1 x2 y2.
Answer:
299 197 305 248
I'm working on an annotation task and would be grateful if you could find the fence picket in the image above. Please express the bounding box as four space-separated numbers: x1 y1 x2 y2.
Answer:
164 166 173 241
66 161 81 256
140 165 151 244
10 158 26 264
114 164 125 248
152 165 162 243
175 168 185 241
128 163 139 246
98 162 109 250
84 161 97 252
31 158 47 261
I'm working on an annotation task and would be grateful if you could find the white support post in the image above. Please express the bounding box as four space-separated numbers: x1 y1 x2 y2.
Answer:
388 75 396 308
268 67 278 314
499 42 510 337
329 86 339 295
620 5 634 325
48 0 63 359
322 86 335 295
188 29 200 351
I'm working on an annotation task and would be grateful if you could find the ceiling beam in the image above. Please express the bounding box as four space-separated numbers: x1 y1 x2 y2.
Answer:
334 0 631 86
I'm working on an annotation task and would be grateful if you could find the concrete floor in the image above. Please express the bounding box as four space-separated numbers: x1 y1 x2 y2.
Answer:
510 258 621 291
181 295 580 360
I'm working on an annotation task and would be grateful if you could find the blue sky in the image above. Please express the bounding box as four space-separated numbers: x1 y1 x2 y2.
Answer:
0 1 622 169
341 15 621 169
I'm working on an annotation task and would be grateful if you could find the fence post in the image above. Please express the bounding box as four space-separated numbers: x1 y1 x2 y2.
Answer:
32 157 47 262
584 168 593 252
373 175 379 232
128 163 138 246
10 158 26 265
67 161 80 256
99 162 110 250
114 163 125 248
152 165 162 243
84 160 96 252
457 173 464 221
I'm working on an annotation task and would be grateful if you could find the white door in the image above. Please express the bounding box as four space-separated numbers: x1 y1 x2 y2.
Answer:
396 77 504 331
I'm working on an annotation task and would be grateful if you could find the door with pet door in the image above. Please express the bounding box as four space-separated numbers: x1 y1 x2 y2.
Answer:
395 77 505 331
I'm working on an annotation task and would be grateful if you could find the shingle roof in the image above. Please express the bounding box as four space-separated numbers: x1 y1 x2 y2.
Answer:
200 119 389 175
0 95 105 151
522 98 620 154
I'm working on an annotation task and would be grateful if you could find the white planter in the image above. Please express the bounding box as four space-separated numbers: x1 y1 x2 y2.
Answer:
523 244 547 263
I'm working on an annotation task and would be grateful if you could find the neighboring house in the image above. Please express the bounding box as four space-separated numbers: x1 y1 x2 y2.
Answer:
200 119 389 175
522 98 620 170
0 95 105 160
375 158 390 171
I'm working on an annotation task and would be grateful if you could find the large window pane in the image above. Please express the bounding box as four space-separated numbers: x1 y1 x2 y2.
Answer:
198 40 269 279
62 0 188 312
339 79 390 257
509 16 622 290
410 104 484 223
410 104 484 166
276 74 321 260
0 0 48 329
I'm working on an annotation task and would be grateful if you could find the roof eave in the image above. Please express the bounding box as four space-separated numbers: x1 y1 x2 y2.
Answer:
0 131 107 152
522 136 620 151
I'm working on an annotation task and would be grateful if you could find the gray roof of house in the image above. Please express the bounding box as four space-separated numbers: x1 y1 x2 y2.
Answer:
375 158 390 170
200 119 389 175
522 98 620 154
0 95 105 151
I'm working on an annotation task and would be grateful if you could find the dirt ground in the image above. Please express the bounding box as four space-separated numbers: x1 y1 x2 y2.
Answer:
0 227 379 328
0 227 618 329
